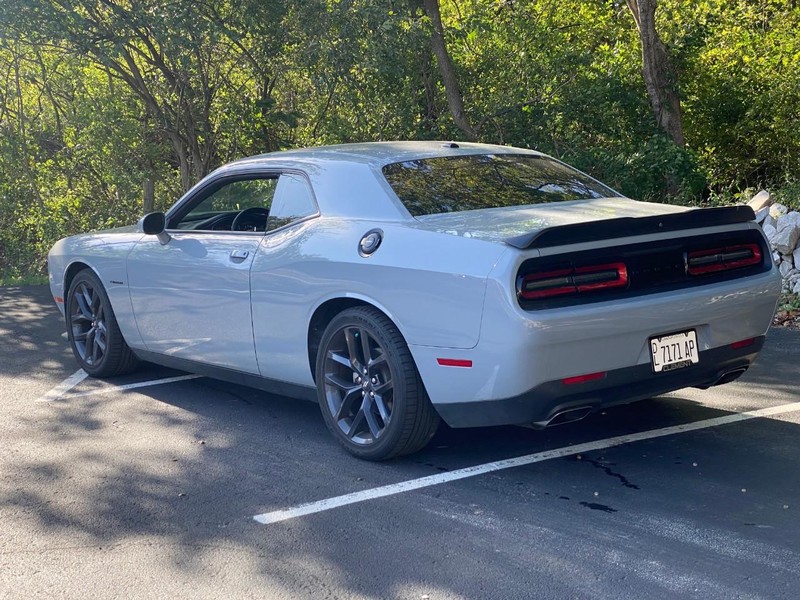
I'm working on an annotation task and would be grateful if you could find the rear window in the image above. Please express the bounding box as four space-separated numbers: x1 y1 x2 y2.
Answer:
382 154 615 216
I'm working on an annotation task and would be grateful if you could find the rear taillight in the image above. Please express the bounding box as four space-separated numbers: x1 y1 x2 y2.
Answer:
687 244 761 275
519 262 628 300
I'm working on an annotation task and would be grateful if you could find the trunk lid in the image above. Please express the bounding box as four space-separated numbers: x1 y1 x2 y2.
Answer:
413 198 689 244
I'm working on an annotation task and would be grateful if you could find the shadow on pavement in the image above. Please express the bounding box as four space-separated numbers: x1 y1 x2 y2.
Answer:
2 285 799 598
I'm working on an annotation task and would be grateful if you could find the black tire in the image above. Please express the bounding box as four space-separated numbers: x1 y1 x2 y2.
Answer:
315 306 440 460
66 269 139 377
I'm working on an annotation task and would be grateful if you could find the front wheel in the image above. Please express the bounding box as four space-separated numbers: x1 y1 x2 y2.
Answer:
316 306 440 460
66 269 138 377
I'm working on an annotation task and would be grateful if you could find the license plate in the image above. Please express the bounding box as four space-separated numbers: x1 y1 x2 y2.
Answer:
650 330 699 373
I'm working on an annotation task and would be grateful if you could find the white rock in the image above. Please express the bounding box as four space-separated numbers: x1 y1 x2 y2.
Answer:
762 223 778 243
748 190 771 212
780 253 794 267
779 261 794 278
794 280 800 294
773 251 781 263
755 207 769 223
794 246 800 267
770 203 788 219
773 214 800 254
777 211 800 232
774 228 800 254
763 214 777 230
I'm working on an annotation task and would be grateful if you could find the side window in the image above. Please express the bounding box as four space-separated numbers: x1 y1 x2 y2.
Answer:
173 177 278 231
266 174 318 231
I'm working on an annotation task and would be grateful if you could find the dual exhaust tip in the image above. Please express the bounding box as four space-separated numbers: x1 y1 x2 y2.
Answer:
531 367 748 428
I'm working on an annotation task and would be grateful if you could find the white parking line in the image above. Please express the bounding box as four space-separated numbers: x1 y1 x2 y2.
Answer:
34 370 202 403
253 400 800 525
65 374 203 398
34 369 88 402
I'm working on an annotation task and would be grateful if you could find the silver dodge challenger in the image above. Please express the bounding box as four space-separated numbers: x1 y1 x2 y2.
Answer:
48 142 781 459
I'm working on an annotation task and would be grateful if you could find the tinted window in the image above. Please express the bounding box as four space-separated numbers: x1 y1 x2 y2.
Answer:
267 174 317 231
382 154 615 217
174 178 277 230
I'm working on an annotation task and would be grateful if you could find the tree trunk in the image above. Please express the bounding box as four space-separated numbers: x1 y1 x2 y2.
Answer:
626 0 684 147
143 179 154 214
422 0 477 140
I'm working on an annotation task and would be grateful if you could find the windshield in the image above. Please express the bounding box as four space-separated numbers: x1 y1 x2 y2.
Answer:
382 154 615 217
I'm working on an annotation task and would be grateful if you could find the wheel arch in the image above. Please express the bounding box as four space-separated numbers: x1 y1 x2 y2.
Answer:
307 296 401 384
64 261 99 300
62 261 129 336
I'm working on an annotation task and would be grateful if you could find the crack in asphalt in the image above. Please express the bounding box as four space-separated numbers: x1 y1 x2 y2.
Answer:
582 456 641 490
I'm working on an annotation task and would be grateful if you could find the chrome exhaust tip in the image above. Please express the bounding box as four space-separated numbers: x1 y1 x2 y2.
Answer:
714 367 748 386
531 406 593 429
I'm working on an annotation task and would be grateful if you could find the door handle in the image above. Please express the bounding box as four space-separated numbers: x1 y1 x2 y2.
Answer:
230 249 250 260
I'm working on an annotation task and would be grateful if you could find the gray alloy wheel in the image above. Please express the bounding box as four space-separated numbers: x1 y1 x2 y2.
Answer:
67 269 138 377
316 306 439 460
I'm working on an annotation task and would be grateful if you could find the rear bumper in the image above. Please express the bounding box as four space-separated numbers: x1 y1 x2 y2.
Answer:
435 336 764 428
409 260 780 426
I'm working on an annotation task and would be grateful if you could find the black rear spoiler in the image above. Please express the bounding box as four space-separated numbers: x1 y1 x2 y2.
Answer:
504 205 756 250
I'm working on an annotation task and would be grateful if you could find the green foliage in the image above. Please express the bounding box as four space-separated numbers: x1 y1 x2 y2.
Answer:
1 0 799 278
0 273 48 287
768 181 800 213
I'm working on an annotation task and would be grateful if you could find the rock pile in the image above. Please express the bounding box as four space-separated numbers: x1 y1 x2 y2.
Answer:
750 191 800 294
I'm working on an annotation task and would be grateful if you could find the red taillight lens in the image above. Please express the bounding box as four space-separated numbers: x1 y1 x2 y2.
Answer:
574 262 628 292
687 244 761 275
519 262 628 300
518 267 575 299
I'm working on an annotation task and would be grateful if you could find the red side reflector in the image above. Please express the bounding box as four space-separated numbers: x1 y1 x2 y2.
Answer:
562 371 606 385
730 338 755 350
437 358 473 368
54 296 64 303
687 244 761 275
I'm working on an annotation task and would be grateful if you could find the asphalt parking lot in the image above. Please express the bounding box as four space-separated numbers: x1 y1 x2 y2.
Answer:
1 285 799 599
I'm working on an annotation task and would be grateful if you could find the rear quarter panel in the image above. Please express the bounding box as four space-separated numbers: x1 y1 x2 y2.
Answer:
250 217 507 386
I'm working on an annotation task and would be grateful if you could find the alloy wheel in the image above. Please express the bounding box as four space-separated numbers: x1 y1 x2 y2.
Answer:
69 281 107 366
323 325 394 445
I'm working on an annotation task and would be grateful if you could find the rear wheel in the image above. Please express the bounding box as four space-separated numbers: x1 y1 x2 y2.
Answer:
316 306 439 460
66 269 138 377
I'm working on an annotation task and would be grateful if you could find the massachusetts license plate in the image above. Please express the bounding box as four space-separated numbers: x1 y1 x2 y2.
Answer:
650 330 699 373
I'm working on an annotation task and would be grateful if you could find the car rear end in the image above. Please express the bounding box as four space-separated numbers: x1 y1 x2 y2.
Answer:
377 145 781 429
422 213 780 428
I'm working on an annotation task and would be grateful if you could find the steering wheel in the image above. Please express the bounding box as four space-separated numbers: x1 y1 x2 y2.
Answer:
231 206 270 232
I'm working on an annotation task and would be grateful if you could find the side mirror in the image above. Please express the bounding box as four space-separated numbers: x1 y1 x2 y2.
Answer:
139 212 171 245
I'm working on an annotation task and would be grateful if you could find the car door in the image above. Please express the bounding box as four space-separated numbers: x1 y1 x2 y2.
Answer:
250 172 321 385
126 174 278 374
